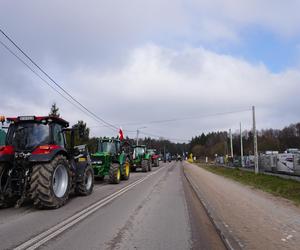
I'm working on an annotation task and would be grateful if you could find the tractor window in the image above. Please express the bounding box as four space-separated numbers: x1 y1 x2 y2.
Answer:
116 142 120 153
52 124 65 147
134 147 145 155
7 122 50 151
101 142 116 154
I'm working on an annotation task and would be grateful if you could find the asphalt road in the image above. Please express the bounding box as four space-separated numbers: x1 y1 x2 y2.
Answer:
0 162 225 250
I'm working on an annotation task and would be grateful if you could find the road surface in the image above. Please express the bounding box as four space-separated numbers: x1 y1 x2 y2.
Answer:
0 162 224 250
184 162 300 250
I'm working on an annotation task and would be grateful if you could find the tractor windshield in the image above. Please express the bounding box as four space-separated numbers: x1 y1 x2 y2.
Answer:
6 122 50 151
134 147 145 156
147 149 155 155
100 141 116 154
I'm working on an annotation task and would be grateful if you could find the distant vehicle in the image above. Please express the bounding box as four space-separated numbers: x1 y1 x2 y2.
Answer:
284 148 300 154
177 154 182 161
132 145 152 172
147 149 160 167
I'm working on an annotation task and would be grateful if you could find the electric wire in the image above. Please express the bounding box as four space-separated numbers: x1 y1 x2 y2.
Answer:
0 39 116 132
0 28 118 130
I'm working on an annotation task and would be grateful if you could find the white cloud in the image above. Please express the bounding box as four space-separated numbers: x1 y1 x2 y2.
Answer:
58 44 300 140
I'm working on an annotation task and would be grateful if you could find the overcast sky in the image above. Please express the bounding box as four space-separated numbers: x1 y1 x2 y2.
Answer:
1 1 300 141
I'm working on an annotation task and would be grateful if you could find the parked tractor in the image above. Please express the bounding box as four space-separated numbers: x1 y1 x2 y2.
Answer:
0 116 94 209
91 137 130 184
131 145 152 172
147 149 160 167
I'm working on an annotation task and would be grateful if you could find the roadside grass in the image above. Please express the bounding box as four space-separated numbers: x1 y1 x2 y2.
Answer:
197 164 300 205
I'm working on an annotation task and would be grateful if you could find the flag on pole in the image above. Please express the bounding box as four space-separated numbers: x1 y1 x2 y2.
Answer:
118 127 124 141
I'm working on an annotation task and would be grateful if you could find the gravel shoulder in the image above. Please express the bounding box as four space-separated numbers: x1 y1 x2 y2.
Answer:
184 162 300 250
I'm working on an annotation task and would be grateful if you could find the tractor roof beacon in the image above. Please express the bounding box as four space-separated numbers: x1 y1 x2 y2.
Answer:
0 116 94 209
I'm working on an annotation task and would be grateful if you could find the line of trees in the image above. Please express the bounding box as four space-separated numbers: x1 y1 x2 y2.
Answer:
190 123 300 158
50 103 300 158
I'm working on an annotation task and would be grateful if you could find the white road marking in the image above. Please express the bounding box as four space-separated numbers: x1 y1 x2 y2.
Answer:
14 167 165 250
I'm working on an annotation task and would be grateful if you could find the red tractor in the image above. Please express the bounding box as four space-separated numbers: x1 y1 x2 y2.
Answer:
0 116 94 209
147 149 160 167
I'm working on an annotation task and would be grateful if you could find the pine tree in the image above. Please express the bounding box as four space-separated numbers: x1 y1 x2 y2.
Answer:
49 102 60 117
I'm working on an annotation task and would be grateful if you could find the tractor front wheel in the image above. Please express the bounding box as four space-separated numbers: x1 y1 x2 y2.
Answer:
148 159 152 172
109 163 121 184
142 160 148 172
76 165 94 196
121 158 130 181
30 155 71 209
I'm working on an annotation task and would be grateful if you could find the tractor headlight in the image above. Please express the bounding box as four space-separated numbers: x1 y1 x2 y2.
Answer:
92 161 102 165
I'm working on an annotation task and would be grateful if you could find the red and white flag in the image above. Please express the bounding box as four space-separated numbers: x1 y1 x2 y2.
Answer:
118 127 124 141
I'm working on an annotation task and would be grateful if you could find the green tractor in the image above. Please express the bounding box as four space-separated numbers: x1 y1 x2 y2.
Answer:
131 145 152 172
91 138 130 184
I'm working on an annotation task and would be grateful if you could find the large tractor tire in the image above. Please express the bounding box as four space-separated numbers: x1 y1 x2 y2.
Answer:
109 163 121 184
148 159 152 172
30 155 71 209
0 164 18 208
141 159 148 172
121 158 130 181
76 165 94 196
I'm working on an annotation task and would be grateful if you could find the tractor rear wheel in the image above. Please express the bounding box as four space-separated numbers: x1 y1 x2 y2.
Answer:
0 164 18 208
142 159 148 172
121 158 130 181
109 163 121 184
30 155 71 209
148 159 152 172
76 165 94 196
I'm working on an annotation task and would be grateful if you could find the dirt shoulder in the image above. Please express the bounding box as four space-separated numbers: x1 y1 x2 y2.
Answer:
184 162 300 250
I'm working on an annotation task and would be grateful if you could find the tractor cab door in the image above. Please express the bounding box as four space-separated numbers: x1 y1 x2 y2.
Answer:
52 123 66 149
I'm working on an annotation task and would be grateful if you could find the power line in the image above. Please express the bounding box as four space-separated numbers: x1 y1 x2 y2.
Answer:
0 28 118 130
0 38 116 132
139 131 189 143
90 108 252 128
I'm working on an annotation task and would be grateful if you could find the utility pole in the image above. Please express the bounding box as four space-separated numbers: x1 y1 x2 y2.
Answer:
229 128 233 158
136 126 147 146
136 129 140 146
240 122 244 167
252 106 259 174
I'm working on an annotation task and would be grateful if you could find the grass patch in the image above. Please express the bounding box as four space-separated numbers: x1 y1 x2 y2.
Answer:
197 164 300 205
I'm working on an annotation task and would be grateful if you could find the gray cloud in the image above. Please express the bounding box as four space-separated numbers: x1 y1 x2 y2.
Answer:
0 1 300 141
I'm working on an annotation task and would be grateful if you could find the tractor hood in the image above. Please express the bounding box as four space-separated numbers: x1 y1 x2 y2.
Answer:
91 152 109 165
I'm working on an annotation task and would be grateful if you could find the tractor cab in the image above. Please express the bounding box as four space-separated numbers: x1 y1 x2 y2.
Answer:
133 145 146 158
98 138 120 156
3 116 68 155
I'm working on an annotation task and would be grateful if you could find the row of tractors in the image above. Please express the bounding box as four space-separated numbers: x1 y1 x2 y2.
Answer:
0 116 160 209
